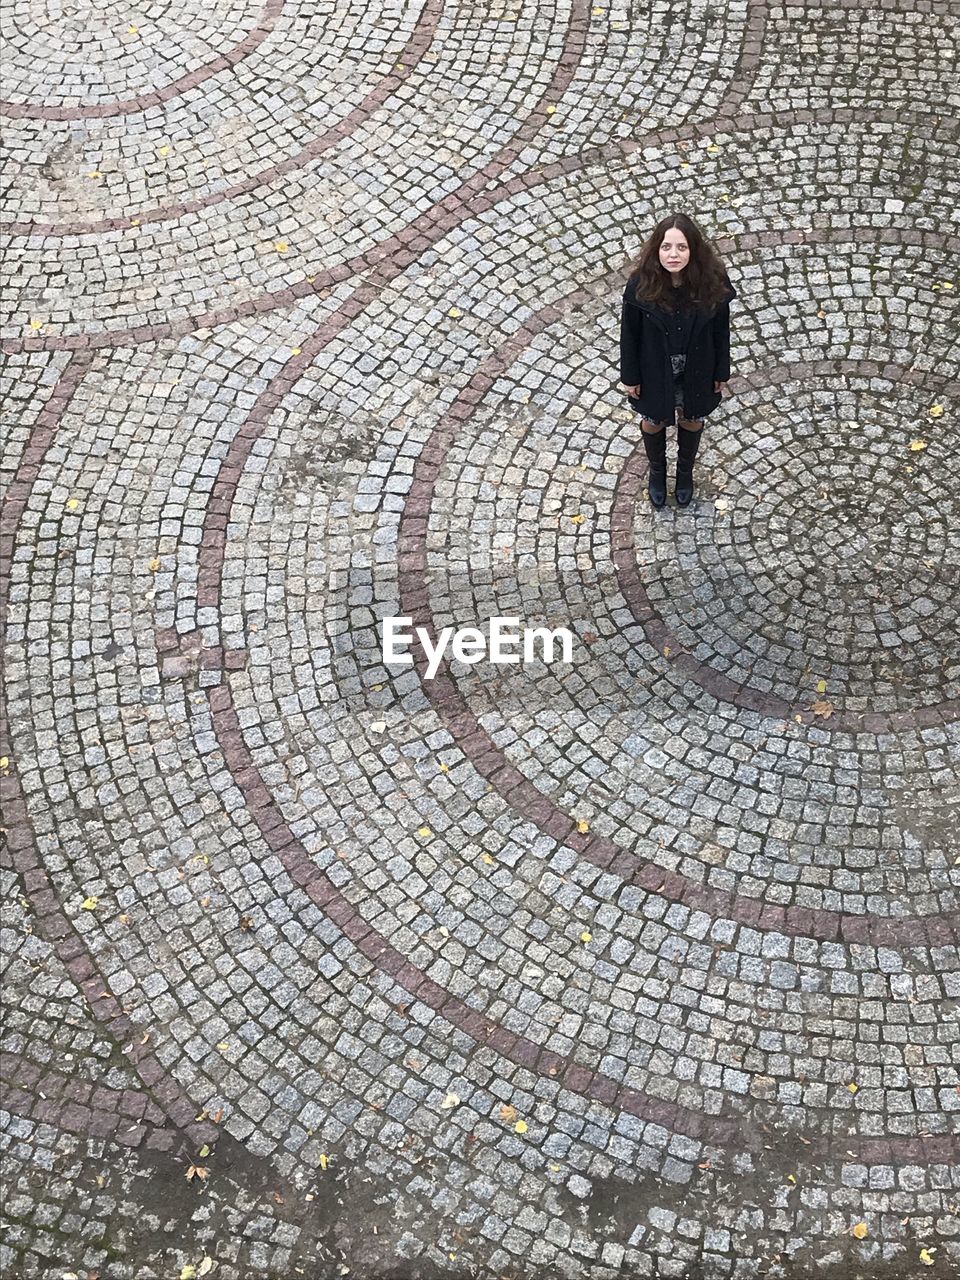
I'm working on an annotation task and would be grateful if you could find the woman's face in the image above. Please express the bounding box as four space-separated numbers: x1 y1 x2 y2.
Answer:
659 230 690 276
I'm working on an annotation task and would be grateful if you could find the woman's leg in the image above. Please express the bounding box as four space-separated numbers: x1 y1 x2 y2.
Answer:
675 413 704 506
640 418 668 508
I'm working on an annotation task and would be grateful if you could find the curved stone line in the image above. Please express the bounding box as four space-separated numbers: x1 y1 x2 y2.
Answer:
2 361 953 1172
8 14 954 1189
392 382 960 954
29 1 949 246
3 103 956 356
0 355 219 1159
2 0 772 241
202 677 956 1166
182 258 957 1161
610 363 960 735
0 0 543 239
0 0 285 121
192 238 959 950
0 1051 170 1150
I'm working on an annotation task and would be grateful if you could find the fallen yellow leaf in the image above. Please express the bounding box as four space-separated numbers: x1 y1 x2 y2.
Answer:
29 319 43 331
198 1144 210 1157
319 1153 329 1170
148 557 161 571
816 678 827 693
439 762 449 773
569 513 585 525
447 307 462 318
158 145 171 157
515 1120 528 1133
909 438 928 451
180 1267 197 1280
919 1248 936 1265
127 24 139 34
417 826 433 838
847 1082 859 1093
481 854 495 865
66 498 80 510
290 347 302 356
82 897 98 910
928 404 944 417
0 757 8 769
198 1260 214 1278
274 240 289 253
577 820 590 833
852 1222 869 1239
580 930 593 943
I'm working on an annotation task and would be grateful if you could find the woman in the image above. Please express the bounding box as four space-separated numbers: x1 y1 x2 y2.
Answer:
619 213 736 508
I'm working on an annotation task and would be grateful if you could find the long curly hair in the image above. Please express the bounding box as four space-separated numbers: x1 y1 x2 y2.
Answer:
626 213 731 314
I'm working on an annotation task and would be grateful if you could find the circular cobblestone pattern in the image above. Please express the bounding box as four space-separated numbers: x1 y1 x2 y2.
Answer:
2 2 959 1278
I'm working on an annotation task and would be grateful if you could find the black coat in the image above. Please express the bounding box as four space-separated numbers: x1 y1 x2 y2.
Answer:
620 274 736 422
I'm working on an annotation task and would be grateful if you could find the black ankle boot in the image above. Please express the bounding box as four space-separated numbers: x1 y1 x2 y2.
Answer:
675 425 703 507
641 427 667 508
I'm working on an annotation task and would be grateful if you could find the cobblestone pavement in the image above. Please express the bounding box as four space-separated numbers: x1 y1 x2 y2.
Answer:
2 1 959 1277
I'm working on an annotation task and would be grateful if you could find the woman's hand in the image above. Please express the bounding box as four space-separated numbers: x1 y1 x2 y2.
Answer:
621 382 641 397
714 380 730 396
